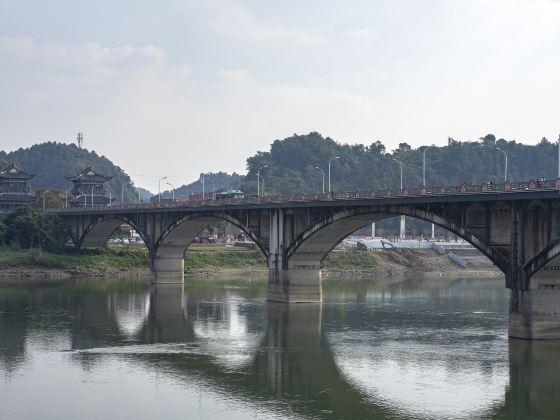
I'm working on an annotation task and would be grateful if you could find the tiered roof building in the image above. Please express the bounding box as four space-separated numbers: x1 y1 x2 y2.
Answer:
67 167 112 207
0 163 37 212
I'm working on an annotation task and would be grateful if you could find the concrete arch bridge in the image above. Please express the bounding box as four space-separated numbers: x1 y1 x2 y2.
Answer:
53 179 560 339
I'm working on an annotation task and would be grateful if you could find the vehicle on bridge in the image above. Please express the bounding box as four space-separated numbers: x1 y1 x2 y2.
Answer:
215 189 245 200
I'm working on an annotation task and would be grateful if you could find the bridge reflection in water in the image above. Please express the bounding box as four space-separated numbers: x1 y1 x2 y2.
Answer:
1 278 560 418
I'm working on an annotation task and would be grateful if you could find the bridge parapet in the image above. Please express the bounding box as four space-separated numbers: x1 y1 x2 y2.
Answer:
49 178 560 213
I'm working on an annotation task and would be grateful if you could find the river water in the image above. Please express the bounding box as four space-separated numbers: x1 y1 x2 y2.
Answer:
0 275 558 419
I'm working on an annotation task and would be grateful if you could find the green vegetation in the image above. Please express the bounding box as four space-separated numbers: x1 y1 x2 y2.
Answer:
323 249 378 269
1 207 68 251
240 132 559 195
0 141 139 202
184 246 266 269
0 247 149 271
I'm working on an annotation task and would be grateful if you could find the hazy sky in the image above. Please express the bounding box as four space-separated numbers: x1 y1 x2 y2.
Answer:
1 0 559 191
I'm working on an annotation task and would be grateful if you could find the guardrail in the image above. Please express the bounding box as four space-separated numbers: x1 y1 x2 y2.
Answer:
49 178 560 213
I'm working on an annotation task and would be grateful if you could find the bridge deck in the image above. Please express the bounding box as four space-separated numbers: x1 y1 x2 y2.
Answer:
50 179 560 215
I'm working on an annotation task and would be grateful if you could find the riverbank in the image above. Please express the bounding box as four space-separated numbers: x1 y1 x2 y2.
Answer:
0 245 501 280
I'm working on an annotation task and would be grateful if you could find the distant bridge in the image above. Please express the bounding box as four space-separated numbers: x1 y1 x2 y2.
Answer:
52 179 560 339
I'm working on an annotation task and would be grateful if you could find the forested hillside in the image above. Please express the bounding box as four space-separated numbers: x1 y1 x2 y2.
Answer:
0 142 139 202
240 132 559 195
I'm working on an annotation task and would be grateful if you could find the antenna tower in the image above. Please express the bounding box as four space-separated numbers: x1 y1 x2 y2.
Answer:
77 133 83 148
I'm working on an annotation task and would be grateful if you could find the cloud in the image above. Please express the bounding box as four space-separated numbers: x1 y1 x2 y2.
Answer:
218 68 250 83
0 36 376 190
197 0 325 45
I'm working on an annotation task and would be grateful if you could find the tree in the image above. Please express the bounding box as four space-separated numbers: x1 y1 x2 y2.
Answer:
4 207 69 251
480 134 496 146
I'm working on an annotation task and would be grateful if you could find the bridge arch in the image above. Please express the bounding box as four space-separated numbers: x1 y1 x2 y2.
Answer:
155 212 268 260
523 238 560 280
284 206 508 274
152 212 268 283
78 215 149 250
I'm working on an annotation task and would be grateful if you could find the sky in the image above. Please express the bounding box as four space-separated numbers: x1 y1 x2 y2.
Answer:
1 0 560 191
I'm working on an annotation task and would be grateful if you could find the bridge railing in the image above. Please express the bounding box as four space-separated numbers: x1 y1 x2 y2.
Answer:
49 178 560 212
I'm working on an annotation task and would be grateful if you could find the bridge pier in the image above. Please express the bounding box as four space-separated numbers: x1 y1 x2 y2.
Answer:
267 268 322 303
508 277 560 340
152 256 184 284
509 278 560 339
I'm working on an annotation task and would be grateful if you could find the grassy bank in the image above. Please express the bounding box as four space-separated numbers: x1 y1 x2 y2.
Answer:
0 245 498 277
184 246 266 269
0 247 150 271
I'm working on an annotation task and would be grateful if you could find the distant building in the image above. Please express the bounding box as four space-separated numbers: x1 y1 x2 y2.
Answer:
0 163 37 212
67 167 112 207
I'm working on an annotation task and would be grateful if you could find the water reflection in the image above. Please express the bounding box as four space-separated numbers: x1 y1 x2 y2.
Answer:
0 277 560 419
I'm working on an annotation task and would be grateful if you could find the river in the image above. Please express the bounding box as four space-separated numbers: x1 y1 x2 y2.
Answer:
0 275 558 419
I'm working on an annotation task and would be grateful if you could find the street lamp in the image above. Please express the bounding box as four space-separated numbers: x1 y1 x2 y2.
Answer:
496 147 508 183
257 165 268 197
158 176 167 203
315 166 325 194
121 183 124 204
328 157 340 193
421 148 436 239
166 182 175 203
200 175 205 200
422 146 433 187
393 159 403 189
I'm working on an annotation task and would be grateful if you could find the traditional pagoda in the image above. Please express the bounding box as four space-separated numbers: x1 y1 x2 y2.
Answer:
67 167 112 207
0 163 37 212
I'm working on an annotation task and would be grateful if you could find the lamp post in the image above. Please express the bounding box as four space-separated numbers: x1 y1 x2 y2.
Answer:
393 159 403 189
496 147 508 183
108 188 112 206
422 147 435 239
200 175 205 200
422 147 433 187
158 176 167 204
121 183 124 204
393 159 405 239
257 165 268 197
328 157 340 193
166 182 175 203
315 166 325 194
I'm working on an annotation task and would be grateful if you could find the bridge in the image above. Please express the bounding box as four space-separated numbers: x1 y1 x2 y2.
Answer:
52 179 560 339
